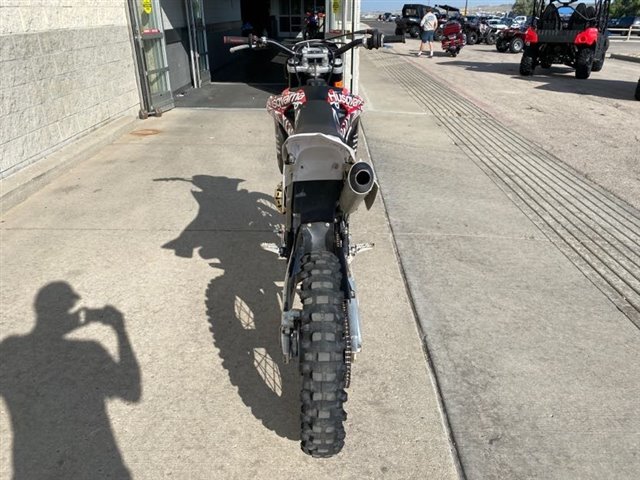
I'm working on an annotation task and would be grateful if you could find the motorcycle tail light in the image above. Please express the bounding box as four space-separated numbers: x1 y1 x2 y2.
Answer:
334 80 344 88
524 27 538 44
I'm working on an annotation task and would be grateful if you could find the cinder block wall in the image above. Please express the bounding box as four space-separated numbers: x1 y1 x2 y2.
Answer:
0 1 140 179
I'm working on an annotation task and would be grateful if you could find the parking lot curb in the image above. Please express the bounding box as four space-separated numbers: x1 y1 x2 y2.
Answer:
610 53 640 64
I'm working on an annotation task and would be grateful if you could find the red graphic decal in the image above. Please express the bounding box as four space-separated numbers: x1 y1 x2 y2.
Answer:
327 89 364 113
267 89 307 112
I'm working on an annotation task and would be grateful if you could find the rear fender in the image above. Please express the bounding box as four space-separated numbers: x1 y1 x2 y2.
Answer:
283 133 355 183
282 222 335 311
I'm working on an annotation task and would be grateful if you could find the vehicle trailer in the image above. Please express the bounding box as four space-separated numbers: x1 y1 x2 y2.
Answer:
519 0 611 79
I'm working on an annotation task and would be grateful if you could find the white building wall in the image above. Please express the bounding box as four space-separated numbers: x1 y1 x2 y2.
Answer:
0 0 140 178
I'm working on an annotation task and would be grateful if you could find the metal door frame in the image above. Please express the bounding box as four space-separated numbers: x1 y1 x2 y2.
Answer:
185 0 210 88
128 0 174 117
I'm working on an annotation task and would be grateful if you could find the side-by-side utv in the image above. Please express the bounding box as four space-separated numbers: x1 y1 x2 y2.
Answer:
519 0 610 79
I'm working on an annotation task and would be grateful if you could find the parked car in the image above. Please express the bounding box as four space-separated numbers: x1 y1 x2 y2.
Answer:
387 14 398 22
382 12 393 22
613 16 640 34
513 15 528 25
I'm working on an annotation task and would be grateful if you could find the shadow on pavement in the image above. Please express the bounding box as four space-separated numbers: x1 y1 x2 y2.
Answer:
157 175 300 440
0 282 140 479
441 59 639 100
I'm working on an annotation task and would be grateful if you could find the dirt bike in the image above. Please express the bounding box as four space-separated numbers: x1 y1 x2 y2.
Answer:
223 29 404 457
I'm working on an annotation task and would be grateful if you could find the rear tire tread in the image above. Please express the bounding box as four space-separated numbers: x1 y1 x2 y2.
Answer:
299 251 347 458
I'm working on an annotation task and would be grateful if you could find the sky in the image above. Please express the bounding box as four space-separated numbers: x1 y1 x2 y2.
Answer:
361 0 512 11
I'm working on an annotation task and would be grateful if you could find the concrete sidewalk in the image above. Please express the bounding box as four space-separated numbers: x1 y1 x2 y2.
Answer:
359 41 640 479
0 110 457 479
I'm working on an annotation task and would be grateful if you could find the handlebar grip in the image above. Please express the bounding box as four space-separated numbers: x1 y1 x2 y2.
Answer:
230 45 251 53
383 35 406 43
223 35 249 45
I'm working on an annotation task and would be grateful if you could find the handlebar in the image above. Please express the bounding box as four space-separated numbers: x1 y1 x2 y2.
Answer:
224 29 403 57
223 35 249 46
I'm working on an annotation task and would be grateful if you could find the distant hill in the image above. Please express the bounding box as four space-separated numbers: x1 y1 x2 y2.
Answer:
466 4 514 14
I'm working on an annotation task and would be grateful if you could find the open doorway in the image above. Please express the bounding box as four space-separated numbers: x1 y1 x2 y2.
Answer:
240 0 272 37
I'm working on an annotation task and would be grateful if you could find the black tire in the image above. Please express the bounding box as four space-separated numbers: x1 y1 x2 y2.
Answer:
520 55 535 76
591 53 605 72
496 41 508 52
575 48 594 79
395 26 404 36
541 59 552 69
635 79 640 101
467 31 478 45
299 251 347 458
509 37 524 54
434 27 443 41
409 25 420 38
275 124 286 173
486 32 497 45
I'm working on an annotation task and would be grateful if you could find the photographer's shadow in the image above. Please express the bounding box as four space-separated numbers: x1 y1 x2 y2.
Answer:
0 282 140 479
157 175 299 440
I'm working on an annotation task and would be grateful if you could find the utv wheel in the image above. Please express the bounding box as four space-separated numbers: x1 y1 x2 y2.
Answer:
520 55 535 76
496 41 508 52
635 79 640 101
409 25 420 38
575 48 594 79
509 37 524 54
486 32 497 45
592 52 605 72
467 31 478 45
299 251 347 458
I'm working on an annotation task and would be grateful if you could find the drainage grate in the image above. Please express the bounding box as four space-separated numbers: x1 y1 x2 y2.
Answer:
370 50 640 328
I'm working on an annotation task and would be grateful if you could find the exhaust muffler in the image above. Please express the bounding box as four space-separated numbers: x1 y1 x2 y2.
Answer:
339 162 376 215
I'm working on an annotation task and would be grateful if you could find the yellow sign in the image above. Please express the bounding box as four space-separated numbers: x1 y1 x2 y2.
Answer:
142 0 152 15
332 0 340 15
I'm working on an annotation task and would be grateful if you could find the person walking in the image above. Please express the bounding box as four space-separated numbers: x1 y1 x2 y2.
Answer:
417 7 438 57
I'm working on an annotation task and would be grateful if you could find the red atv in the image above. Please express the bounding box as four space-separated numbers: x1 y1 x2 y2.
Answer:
441 20 466 56
520 0 610 79
496 26 526 53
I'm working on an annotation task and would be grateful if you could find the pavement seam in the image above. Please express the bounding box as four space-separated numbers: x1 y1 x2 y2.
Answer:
359 127 467 480
367 49 640 329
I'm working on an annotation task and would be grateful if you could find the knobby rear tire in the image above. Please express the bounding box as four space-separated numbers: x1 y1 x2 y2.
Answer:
298 251 347 458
